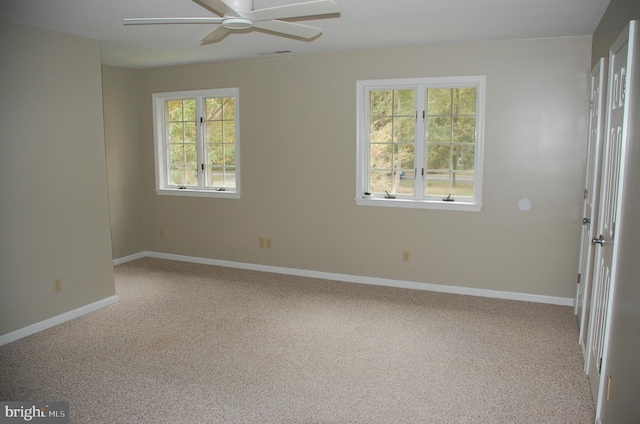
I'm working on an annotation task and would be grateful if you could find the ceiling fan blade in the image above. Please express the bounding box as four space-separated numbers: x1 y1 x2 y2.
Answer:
200 26 233 45
193 0 240 17
123 17 224 25
252 20 322 39
244 0 339 22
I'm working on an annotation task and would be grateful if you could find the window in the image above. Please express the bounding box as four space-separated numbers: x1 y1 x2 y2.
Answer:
356 76 485 211
152 88 240 198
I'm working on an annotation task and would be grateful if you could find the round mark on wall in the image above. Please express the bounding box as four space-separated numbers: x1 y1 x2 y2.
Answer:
518 197 532 212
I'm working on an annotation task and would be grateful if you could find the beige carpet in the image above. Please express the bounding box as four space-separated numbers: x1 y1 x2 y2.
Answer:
1 258 595 423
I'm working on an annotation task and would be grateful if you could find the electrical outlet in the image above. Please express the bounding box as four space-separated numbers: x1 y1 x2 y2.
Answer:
54 278 62 293
266 238 272 249
259 238 265 248
403 250 411 262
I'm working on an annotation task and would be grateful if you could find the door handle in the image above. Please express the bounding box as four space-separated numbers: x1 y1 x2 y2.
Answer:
592 235 605 246
583 218 591 225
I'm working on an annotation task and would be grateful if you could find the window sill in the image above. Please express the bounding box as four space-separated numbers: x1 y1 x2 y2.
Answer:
354 196 481 212
156 188 240 199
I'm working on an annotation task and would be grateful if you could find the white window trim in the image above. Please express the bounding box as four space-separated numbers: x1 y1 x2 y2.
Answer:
152 88 241 199
355 76 485 212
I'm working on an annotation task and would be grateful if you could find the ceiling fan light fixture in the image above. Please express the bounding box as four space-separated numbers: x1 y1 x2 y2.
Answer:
222 18 253 30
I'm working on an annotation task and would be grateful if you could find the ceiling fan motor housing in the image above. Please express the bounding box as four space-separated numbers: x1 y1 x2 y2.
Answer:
226 0 254 13
222 17 253 29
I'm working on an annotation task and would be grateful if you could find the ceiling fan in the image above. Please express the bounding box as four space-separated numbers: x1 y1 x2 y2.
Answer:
123 0 340 45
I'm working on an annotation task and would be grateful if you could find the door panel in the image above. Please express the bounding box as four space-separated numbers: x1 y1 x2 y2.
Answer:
576 59 605 364
586 22 634 413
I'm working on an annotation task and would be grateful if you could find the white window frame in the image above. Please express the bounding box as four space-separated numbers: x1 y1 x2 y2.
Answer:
152 88 241 199
356 76 485 211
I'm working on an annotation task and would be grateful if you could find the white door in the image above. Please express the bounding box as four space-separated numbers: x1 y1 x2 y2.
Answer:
575 58 605 362
586 21 635 405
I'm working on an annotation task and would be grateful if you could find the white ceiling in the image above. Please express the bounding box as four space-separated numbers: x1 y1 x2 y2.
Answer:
0 0 611 69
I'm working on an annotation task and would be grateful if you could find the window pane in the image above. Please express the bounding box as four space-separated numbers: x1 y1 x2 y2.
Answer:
169 144 184 165
185 165 198 186
369 168 411 195
453 117 475 143
425 171 451 197
426 144 451 172
427 116 452 143
370 90 392 116
169 165 198 186
207 166 220 185
370 143 393 169
223 121 236 143
395 144 414 169
450 171 474 197
368 88 416 196
369 170 393 194
167 100 197 178
224 144 236 165
168 123 184 143
371 117 392 143
206 98 223 120
206 122 223 143
207 144 223 166
204 95 236 189
183 99 196 121
169 166 185 186
208 166 236 187
453 88 476 115
184 143 197 166
427 88 452 115
394 117 415 144
167 100 183 122
453 144 475 171
451 145 475 198
396 168 414 195
394 90 415 116
223 97 235 120
184 122 197 143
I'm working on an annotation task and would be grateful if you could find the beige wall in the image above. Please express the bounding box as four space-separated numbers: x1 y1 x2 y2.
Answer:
135 36 591 299
592 0 640 66
103 65 146 259
0 21 115 335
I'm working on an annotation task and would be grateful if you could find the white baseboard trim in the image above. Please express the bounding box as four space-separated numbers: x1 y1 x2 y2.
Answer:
113 251 147 266
0 295 119 346
135 251 573 306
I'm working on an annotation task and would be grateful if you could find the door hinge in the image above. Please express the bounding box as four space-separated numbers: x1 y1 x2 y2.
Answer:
577 273 581 285
584 188 588 200
200 117 203 124
598 357 603 374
